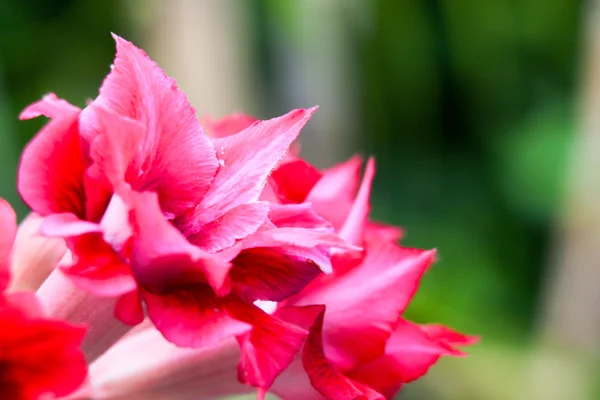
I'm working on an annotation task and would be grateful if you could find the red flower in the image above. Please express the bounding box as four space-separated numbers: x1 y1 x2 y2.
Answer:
19 35 353 391
0 199 87 400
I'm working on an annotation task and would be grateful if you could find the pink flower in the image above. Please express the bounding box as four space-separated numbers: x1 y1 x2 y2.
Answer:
0 198 87 400
84 152 476 399
18 35 353 393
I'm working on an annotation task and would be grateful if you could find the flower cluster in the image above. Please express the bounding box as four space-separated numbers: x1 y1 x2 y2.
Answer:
1 35 476 400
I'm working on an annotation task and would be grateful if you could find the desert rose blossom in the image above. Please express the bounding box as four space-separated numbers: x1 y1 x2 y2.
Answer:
0 198 87 400
19 34 352 377
82 156 475 400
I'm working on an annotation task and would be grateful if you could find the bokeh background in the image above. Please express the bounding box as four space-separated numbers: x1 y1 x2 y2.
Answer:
1 0 598 399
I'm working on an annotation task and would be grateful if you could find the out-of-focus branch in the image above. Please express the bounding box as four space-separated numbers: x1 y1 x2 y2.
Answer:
524 2 600 399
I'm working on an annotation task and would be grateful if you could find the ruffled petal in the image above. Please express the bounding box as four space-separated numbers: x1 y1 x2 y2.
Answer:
143 285 251 348
268 203 332 230
130 192 232 295
61 234 136 298
293 242 435 370
81 35 219 217
180 108 318 236
231 303 322 391
346 319 475 397
186 202 270 253
301 309 385 400
18 94 86 218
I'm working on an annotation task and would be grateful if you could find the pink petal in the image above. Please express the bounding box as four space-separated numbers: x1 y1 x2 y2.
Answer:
0 198 17 291
18 93 86 217
339 158 375 246
269 159 322 204
230 302 322 391
306 155 363 229
180 107 318 235
202 113 257 138
130 192 232 295
229 247 323 302
302 309 385 400
419 324 480 347
61 234 136 297
186 202 270 253
41 213 102 237
293 242 435 370
86 105 144 194
82 35 219 217
346 319 474 397
364 221 404 243
115 289 145 326
89 331 248 400
143 285 251 348
268 203 332 230
8 213 68 292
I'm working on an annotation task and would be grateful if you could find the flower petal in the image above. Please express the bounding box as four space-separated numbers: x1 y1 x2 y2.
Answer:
82 35 219 217
186 202 270 253
229 247 323 302
18 94 86 218
231 303 322 391
0 198 17 291
306 154 363 229
143 285 251 348
269 159 322 204
130 192 232 295
293 242 435 370
339 158 375 246
61 234 136 297
180 107 318 235
301 308 385 400
269 203 332 230
0 292 87 399
346 319 474 397
202 113 257 138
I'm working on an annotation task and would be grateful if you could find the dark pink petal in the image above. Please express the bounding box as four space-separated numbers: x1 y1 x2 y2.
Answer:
115 289 145 326
339 158 375 246
306 155 363 229
270 159 322 204
18 94 86 217
230 302 322 391
143 285 251 348
180 108 318 236
202 113 257 138
269 203 332 230
229 247 323 302
130 192 232 295
186 202 270 253
82 35 219 217
347 319 474 397
0 198 17 291
61 234 136 297
293 242 435 370
302 309 385 400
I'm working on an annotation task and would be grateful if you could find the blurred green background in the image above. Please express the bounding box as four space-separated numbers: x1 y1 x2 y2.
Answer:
1 0 597 399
